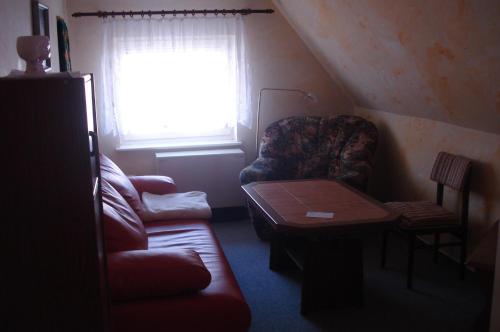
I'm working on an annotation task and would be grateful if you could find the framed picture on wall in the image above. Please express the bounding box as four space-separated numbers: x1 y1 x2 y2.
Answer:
31 0 51 71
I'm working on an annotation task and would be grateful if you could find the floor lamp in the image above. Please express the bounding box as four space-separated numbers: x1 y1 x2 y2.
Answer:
255 88 318 157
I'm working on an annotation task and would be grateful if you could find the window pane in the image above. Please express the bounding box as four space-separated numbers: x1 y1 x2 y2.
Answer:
115 36 237 145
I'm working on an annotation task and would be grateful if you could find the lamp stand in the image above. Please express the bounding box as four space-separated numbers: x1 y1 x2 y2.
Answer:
255 88 317 158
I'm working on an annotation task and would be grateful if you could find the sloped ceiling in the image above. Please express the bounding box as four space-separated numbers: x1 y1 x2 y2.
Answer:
274 0 500 134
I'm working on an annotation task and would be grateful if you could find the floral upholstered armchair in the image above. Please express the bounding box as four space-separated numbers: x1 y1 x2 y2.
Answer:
240 115 378 239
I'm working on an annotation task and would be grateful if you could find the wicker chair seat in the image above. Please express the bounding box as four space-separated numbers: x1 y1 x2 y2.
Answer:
385 201 458 229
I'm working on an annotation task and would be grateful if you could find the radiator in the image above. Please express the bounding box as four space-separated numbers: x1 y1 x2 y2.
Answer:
155 149 246 208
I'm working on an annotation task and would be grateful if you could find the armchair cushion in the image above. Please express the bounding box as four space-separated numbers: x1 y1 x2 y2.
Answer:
100 154 145 216
101 179 148 252
128 175 177 197
107 249 211 301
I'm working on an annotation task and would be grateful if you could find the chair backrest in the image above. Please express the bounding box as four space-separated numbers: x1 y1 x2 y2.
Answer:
430 152 472 191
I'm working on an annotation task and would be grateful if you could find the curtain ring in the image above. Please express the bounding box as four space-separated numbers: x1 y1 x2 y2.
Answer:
191 9 195 16
214 9 219 16
203 9 207 16
129 11 133 18
173 10 177 17
140 11 144 18
148 10 152 18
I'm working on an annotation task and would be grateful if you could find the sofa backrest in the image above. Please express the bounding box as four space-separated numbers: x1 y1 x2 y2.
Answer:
101 179 148 252
100 154 145 216
259 115 377 184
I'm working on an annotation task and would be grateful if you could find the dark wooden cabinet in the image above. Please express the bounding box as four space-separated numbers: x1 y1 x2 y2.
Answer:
1 74 109 331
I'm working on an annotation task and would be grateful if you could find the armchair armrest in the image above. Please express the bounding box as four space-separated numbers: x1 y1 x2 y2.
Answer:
335 156 373 192
335 128 378 192
336 170 368 192
239 157 284 185
128 175 177 196
107 249 211 301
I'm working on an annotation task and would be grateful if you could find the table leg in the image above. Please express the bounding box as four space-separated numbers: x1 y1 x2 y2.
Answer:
270 236 296 271
301 238 364 314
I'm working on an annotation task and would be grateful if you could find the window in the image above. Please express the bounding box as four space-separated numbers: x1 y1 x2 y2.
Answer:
101 17 250 148
116 38 238 146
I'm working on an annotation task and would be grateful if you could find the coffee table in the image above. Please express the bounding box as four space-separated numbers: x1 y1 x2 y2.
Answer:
242 179 398 314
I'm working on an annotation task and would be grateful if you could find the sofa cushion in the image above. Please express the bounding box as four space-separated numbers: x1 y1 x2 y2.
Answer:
111 219 251 332
101 179 148 252
100 154 145 216
107 249 211 301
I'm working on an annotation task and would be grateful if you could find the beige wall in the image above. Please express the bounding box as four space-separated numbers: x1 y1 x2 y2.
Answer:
66 0 351 175
0 0 69 75
353 107 500 248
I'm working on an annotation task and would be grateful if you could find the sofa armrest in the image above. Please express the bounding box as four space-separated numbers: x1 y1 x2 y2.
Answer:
107 249 211 301
239 157 284 185
128 175 177 196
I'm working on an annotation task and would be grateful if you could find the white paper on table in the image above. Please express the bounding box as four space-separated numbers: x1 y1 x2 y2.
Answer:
306 211 334 219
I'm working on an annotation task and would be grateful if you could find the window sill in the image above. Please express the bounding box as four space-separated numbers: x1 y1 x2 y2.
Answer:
116 141 242 152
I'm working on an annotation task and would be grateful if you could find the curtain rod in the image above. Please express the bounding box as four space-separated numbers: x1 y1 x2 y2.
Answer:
72 8 274 18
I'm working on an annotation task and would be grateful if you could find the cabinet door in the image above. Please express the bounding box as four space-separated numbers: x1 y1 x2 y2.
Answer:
85 75 99 186
1 75 109 331
84 74 110 329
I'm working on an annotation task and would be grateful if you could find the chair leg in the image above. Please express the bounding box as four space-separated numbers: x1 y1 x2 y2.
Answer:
381 229 388 268
433 233 440 263
407 234 416 289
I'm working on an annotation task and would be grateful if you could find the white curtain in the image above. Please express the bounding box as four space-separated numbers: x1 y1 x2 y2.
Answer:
100 15 251 143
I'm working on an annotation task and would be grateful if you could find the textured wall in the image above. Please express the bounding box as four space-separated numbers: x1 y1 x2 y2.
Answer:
353 107 500 246
0 0 69 76
274 0 500 239
67 0 351 174
274 0 500 134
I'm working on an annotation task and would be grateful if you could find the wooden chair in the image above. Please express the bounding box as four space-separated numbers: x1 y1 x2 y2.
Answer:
381 151 473 289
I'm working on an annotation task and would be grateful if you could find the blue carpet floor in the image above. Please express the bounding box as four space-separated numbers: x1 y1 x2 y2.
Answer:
212 219 488 332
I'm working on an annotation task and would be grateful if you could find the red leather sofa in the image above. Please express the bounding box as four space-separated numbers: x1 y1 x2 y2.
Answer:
99 154 251 332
